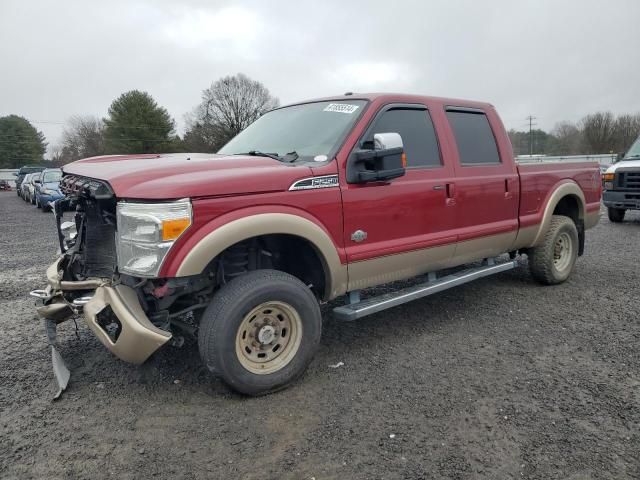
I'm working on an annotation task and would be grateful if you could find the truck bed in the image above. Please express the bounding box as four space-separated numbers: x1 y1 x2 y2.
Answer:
516 160 601 230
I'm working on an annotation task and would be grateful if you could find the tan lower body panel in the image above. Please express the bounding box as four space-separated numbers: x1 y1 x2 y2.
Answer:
585 210 600 230
347 231 517 292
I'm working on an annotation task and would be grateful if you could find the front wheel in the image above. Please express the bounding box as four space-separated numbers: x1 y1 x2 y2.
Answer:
198 270 322 396
607 207 625 223
528 215 579 285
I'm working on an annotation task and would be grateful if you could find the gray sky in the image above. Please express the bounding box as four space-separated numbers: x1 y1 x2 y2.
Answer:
1 0 639 153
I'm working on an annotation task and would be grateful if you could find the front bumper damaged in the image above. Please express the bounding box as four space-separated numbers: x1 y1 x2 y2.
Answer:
32 258 172 398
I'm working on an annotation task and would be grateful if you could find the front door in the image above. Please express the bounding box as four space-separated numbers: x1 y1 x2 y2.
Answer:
340 104 458 291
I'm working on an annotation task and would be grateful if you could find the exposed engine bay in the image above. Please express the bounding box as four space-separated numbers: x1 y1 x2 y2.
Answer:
49 174 275 343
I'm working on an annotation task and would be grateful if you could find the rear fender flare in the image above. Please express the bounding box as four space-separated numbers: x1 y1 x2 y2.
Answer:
531 181 585 246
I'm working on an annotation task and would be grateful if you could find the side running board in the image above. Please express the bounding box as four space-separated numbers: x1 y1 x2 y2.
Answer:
333 259 518 321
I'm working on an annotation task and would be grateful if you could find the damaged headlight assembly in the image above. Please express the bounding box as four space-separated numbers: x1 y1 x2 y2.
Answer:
116 199 192 277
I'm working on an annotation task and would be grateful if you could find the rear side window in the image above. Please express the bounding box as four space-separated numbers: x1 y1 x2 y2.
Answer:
367 108 441 168
446 110 501 165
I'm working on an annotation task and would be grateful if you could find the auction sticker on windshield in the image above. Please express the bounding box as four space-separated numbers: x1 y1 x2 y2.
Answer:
323 103 359 114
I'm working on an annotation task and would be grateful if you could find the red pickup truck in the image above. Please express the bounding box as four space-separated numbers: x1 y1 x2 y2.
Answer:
32 93 601 396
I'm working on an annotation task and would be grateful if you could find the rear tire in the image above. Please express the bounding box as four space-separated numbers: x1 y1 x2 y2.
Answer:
529 215 579 285
198 269 322 396
607 207 625 223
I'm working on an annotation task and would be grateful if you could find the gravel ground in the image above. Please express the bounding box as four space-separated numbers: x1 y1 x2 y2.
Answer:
0 190 639 480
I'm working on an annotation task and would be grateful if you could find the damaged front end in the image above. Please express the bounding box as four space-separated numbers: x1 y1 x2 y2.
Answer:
31 175 177 398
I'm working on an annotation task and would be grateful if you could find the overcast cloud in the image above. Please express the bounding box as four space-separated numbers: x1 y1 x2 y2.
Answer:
1 0 639 152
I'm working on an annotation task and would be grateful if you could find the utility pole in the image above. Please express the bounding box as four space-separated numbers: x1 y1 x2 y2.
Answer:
525 115 537 156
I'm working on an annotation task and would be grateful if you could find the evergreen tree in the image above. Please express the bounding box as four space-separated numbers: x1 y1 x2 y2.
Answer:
104 90 175 153
0 115 47 168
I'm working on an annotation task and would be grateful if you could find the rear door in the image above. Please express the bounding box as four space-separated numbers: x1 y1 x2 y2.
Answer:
443 107 519 259
341 103 458 290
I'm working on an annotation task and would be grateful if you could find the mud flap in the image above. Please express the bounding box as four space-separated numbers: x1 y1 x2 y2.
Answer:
45 318 70 400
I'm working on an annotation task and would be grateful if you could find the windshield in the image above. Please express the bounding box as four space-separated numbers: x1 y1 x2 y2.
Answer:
624 137 640 159
43 170 62 183
218 100 367 161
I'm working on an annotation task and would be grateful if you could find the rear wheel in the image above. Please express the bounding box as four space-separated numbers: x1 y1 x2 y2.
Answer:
607 207 625 223
198 269 322 396
529 215 579 285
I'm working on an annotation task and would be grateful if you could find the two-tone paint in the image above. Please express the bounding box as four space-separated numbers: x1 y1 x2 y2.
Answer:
62 93 602 301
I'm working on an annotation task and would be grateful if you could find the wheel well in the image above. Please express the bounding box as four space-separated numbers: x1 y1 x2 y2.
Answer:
214 234 328 299
553 195 581 224
553 195 585 255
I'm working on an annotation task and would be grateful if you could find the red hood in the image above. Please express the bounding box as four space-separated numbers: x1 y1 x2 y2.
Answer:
62 153 313 199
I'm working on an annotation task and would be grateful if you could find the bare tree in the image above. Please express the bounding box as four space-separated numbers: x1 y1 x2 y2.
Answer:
49 145 64 166
580 112 616 154
613 113 640 154
61 115 106 163
550 121 583 155
185 73 279 152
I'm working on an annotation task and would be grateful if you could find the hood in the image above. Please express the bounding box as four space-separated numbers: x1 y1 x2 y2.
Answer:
43 182 61 190
606 159 640 173
62 153 314 199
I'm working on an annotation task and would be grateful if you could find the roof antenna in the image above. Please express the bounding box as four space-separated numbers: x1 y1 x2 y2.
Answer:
344 92 353 96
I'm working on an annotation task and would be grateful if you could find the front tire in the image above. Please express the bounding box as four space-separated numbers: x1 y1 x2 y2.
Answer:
529 215 579 285
198 270 322 396
607 207 625 223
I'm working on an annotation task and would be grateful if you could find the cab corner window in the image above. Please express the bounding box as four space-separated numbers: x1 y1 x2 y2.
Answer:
368 108 441 168
446 110 501 165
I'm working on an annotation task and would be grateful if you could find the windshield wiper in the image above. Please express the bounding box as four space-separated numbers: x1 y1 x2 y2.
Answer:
282 151 299 163
624 154 640 159
237 150 283 162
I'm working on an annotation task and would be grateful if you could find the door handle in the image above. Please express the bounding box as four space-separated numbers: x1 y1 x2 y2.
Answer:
445 183 456 207
504 178 513 199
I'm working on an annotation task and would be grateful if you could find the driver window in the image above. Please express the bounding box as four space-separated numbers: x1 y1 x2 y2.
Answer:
367 108 442 168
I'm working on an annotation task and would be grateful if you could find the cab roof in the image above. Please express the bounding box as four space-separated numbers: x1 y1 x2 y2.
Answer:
281 92 494 111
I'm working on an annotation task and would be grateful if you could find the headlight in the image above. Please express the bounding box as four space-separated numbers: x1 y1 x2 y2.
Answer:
116 199 192 277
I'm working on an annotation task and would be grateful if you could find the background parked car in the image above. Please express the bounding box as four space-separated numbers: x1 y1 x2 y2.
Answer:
15 166 46 198
20 173 33 201
0 180 11 191
34 168 63 211
24 172 41 204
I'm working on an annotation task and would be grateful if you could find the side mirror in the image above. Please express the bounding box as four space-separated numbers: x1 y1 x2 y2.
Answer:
34 179 41 184
616 152 625 162
347 132 406 184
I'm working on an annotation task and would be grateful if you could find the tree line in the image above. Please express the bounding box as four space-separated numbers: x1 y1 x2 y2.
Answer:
0 73 278 168
1 74 639 168
509 112 640 157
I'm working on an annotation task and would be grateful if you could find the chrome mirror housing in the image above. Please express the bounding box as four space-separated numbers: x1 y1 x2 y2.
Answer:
373 132 403 150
